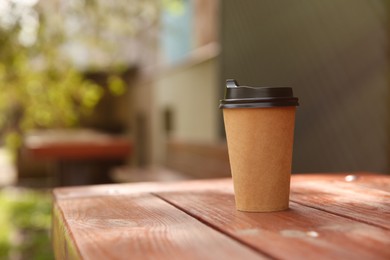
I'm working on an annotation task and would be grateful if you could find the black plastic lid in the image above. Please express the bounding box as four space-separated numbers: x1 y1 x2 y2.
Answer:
219 79 299 109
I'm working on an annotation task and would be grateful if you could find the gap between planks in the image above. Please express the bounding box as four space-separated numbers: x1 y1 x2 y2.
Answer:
290 177 390 230
151 192 275 259
153 191 390 260
289 198 390 231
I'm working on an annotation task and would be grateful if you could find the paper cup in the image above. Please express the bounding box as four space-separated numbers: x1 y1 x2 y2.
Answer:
220 79 299 212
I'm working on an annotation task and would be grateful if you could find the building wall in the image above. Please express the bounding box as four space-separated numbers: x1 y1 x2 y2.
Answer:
220 0 389 173
153 54 220 164
130 0 221 168
131 48 219 167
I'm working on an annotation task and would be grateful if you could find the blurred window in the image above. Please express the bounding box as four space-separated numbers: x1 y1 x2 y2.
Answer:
161 0 192 64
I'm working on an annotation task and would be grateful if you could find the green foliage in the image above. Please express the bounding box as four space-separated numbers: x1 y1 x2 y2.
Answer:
0 0 182 153
0 192 12 258
0 51 103 131
9 190 51 230
108 75 126 96
0 188 53 259
163 0 185 15
0 1 113 154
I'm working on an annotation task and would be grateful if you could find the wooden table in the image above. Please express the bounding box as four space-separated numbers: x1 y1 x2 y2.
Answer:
23 129 131 186
52 173 390 259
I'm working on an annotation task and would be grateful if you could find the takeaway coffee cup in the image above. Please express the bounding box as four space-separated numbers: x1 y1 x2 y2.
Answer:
220 79 299 212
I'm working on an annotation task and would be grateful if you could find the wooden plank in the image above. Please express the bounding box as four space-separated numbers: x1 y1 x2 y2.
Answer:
54 193 266 260
291 173 390 192
53 178 233 200
290 175 390 229
53 173 386 200
156 191 390 260
53 205 82 259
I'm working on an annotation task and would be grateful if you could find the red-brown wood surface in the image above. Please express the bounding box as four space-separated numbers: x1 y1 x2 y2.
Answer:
53 173 390 259
53 193 265 260
53 178 233 200
156 191 390 260
290 174 390 229
291 173 390 192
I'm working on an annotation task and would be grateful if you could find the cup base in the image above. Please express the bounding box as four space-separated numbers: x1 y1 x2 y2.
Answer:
235 204 289 213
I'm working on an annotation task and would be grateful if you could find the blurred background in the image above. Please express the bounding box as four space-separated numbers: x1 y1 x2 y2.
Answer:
0 0 389 258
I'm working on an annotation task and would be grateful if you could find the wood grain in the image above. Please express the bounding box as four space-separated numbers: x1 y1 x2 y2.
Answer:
156 191 390 260
290 174 390 229
53 193 266 260
53 178 233 200
53 174 390 259
291 173 390 192
53 205 82 259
